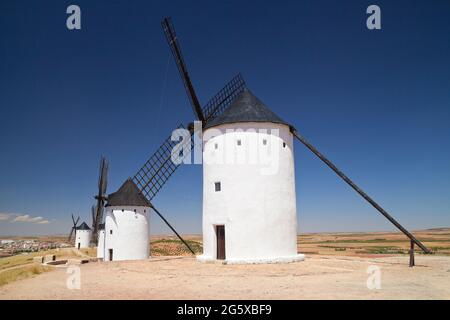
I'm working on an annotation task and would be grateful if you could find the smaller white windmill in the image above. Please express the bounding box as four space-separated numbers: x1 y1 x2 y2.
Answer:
74 222 91 249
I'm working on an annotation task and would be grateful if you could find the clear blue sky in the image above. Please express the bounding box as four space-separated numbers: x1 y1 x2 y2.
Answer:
1 0 449 236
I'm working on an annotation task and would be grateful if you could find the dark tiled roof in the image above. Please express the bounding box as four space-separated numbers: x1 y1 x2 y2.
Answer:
76 222 91 231
204 88 292 129
106 178 152 207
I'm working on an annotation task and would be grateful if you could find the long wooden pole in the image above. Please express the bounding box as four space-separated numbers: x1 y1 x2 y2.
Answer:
151 205 196 255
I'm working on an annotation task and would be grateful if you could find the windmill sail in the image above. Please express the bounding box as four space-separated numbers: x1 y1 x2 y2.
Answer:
133 124 190 200
133 74 246 201
162 17 204 123
202 74 246 122
68 214 80 242
131 18 246 255
92 156 108 245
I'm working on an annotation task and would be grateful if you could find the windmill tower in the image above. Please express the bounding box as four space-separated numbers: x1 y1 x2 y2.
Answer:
198 89 304 263
75 222 92 249
102 179 151 261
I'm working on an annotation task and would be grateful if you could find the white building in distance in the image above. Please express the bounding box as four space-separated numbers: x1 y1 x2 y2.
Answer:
197 89 304 264
75 222 92 249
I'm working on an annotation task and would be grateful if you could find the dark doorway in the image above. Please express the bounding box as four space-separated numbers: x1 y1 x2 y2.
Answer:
77 243 80 250
216 225 225 260
108 249 113 261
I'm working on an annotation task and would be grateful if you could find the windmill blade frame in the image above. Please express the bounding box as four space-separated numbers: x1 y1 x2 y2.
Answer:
92 156 108 245
68 214 80 242
162 17 205 123
133 74 246 201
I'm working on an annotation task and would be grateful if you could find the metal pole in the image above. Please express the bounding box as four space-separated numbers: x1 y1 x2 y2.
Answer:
293 130 431 254
150 205 196 255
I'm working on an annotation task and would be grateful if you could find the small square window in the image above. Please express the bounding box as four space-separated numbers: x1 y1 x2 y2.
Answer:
263 139 267 145
214 143 218 150
214 182 221 192
237 139 241 146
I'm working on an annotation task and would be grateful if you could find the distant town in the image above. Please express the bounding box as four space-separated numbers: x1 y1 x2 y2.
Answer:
0 238 70 258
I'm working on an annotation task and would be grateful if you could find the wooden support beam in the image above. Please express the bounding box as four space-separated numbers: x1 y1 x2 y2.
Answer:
410 240 415 267
293 130 431 257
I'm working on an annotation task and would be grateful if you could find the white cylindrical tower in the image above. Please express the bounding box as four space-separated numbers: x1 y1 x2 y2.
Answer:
75 222 91 249
96 223 105 259
103 179 151 261
197 89 304 264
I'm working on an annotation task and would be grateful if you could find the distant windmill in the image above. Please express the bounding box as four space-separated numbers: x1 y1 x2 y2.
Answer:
68 214 80 243
91 156 108 246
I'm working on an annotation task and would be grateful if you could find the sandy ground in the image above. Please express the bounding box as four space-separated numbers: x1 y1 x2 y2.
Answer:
1 254 449 300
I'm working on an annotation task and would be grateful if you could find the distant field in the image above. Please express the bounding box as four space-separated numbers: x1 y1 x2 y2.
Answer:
297 228 450 257
149 228 450 257
3 228 449 259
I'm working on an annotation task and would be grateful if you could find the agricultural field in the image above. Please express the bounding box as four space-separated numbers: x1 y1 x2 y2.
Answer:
297 228 450 257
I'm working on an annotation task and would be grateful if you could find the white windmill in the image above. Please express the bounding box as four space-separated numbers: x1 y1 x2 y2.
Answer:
89 17 429 266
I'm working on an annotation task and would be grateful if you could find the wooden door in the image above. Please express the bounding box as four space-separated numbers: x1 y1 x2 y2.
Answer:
108 249 113 261
216 225 225 260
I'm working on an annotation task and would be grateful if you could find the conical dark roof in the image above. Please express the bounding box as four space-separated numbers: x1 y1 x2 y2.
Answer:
76 222 91 230
204 88 292 129
106 178 152 207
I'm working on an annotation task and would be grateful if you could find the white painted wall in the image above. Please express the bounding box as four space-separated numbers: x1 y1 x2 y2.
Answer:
97 229 105 259
104 206 150 261
75 229 91 249
198 122 304 264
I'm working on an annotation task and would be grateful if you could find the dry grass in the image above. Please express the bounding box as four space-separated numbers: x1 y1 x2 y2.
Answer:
0 247 97 287
0 252 52 271
78 248 96 257
0 265 51 287
0 248 96 272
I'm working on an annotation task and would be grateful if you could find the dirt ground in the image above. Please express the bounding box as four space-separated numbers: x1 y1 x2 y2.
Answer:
1 254 449 300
